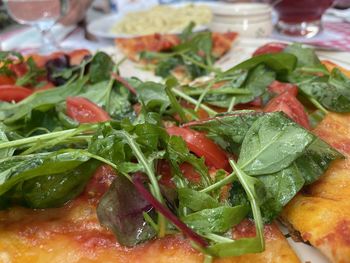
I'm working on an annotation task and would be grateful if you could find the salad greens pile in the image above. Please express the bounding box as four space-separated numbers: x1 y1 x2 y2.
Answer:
0 41 348 260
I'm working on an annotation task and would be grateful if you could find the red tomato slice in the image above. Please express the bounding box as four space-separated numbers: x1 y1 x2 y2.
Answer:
9 63 28 78
265 91 310 129
27 54 47 68
166 126 229 170
158 160 201 187
0 85 33 102
0 75 15 85
253 42 288 56
69 49 91 66
66 97 110 123
268 80 298 96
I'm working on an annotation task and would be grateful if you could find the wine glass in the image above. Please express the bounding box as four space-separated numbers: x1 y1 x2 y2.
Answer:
4 0 69 53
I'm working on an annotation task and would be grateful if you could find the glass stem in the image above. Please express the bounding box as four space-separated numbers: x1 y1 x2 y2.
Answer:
36 25 60 53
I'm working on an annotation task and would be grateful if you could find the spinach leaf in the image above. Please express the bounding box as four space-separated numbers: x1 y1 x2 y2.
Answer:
299 69 350 112
178 188 219 212
22 159 100 208
0 150 90 196
182 205 248 234
294 138 343 185
0 124 14 158
202 65 275 107
283 43 325 70
135 82 170 113
88 52 115 84
225 52 297 77
0 78 87 123
258 163 304 221
185 111 264 153
154 57 181 78
80 80 135 120
97 175 156 247
238 112 314 175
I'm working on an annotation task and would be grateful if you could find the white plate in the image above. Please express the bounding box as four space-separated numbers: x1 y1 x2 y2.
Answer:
87 4 208 39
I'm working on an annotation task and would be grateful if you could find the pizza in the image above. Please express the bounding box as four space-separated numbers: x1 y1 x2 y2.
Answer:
0 41 349 263
115 31 238 81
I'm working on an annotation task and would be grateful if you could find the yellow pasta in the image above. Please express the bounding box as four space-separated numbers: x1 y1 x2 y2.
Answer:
111 5 212 35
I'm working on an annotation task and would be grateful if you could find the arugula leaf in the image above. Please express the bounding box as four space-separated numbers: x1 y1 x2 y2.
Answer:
22 159 99 208
97 174 156 247
182 205 248 234
238 112 314 175
15 57 45 87
207 160 264 257
0 51 23 76
178 188 219 212
166 136 210 187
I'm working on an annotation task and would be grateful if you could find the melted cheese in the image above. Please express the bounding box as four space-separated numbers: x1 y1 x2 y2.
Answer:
0 195 299 263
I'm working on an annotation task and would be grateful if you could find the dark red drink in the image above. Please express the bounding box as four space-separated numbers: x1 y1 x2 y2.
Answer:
273 0 334 37
275 0 334 23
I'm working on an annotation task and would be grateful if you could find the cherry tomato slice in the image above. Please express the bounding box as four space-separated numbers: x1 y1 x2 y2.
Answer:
9 63 28 78
66 97 110 123
268 80 298 97
68 49 91 66
265 91 310 129
0 85 33 102
158 160 201 187
0 75 15 85
253 42 288 56
166 126 229 170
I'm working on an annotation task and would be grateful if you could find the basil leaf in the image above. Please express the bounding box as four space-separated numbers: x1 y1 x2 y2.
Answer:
182 205 249 234
178 188 219 212
97 175 156 247
22 159 99 208
238 112 314 175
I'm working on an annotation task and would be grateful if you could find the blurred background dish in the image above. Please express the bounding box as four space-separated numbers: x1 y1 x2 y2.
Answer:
206 2 272 37
87 3 211 38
